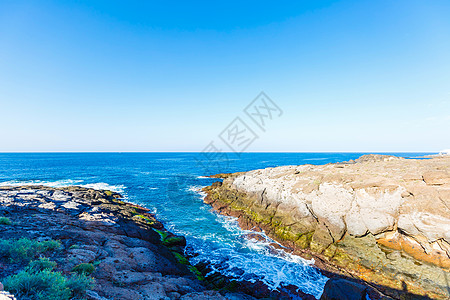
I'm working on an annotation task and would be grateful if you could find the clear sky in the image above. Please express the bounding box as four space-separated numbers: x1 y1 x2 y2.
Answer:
1 0 449 152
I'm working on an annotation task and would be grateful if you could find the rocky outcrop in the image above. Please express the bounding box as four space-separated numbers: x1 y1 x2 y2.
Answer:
0 186 252 300
204 155 450 299
320 278 367 300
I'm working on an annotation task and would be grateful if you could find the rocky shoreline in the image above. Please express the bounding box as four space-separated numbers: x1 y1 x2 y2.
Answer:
0 185 269 300
203 155 450 299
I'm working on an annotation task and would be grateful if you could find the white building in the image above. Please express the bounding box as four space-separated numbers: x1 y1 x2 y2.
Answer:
439 149 450 155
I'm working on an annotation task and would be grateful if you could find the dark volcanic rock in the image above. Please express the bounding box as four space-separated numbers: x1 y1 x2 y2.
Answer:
320 278 367 300
0 186 217 299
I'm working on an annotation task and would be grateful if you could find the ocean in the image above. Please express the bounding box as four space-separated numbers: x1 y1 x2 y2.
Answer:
0 152 432 298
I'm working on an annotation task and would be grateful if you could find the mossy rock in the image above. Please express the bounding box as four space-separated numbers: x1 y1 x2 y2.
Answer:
172 252 189 265
188 265 204 281
72 263 95 275
104 190 114 196
153 229 169 240
163 236 186 247
295 232 314 249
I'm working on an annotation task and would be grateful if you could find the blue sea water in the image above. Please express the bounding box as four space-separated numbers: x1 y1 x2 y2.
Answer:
0 152 433 298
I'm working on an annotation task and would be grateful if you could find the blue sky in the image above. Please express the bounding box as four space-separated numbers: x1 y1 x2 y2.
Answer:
0 0 449 152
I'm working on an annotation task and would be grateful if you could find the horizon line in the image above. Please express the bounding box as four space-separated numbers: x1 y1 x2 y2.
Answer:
0 151 438 154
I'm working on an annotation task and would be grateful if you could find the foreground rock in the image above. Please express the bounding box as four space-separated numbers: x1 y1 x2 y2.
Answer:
0 186 241 300
204 155 450 299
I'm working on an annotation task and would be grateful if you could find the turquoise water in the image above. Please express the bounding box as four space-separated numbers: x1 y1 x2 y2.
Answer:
0 152 432 298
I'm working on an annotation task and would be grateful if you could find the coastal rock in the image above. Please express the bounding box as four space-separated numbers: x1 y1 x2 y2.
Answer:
320 278 367 300
204 155 450 299
0 186 227 300
180 291 226 299
422 170 450 185
0 185 288 300
0 292 16 300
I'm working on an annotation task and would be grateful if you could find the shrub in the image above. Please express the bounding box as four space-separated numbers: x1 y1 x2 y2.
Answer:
3 269 71 300
0 238 61 262
66 273 94 296
3 269 93 300
27 257 57 272
0 217 12 225
72 263 95 275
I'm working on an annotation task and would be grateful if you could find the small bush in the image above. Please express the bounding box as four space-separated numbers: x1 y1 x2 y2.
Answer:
3 269 93 300
0 217 12 225
66 273 94 296
27 257 57 272
3 269 71 300
0 238 61 262
72 263 95 275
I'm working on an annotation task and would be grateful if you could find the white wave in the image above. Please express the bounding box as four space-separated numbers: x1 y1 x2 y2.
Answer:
0 179 83 187
196 176 209 179
187 185 202 193
188 208 328 299
79 183 126 193
0 179 126 194
187 185 207 199
149 187 158 190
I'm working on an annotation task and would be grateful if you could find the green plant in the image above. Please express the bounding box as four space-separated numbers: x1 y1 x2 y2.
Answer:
3 269 93 300
0 238 61 262
3 269 71 300
92 260 101 267
72 263 95 275
66 273 94 296
27 257 57 272
0 217 12 225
